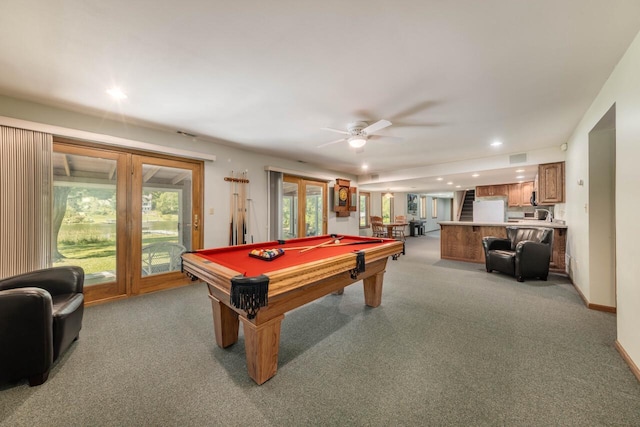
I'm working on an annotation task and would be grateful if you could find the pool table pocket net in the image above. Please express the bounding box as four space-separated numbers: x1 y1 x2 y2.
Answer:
230 274 269 319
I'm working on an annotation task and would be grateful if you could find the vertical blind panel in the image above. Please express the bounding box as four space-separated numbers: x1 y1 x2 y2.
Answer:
268 171 283 241
0 126 52 278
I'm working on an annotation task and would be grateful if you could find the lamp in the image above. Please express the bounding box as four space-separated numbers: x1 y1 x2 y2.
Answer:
348 136 367 148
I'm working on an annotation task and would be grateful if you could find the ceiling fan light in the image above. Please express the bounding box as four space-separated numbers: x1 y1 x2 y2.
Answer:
348 136 367 148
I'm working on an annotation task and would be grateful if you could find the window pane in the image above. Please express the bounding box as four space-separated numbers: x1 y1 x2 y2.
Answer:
140 164 192 276
305 184 323 236
382 193 393 223
281 181 298 239
52 153 118 286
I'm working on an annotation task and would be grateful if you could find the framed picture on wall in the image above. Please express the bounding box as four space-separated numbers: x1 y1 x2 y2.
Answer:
407 193 418 215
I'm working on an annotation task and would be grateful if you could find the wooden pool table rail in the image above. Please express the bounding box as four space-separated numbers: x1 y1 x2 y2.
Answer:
181 239 403 384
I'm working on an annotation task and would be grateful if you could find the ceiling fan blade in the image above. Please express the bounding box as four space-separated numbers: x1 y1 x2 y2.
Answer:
317 137 347 148
362 119 392 135
369 134 404 142
320 127 350 135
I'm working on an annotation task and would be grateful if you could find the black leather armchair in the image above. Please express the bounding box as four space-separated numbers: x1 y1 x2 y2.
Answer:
0 266 84 386
482 227 553 282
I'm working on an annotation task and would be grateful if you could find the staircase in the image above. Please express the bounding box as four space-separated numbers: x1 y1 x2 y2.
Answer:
459 190 475 221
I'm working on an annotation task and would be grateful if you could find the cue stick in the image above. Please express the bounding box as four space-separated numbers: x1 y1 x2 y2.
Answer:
280 239 386 251
241 171 247 244
233 172 239 245
237 171 242 244
229 171 234 245
299 236 344 253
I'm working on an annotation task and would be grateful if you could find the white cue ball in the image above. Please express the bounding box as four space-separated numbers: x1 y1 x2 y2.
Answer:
334 239 340 244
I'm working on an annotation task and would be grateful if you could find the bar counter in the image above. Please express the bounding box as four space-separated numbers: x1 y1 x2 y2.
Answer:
438 221 567 273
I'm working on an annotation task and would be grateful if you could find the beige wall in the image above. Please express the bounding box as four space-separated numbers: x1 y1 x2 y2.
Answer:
564 29 640 368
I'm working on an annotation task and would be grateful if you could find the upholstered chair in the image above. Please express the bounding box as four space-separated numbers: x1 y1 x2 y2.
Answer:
482 227 553 282
0 266 84 386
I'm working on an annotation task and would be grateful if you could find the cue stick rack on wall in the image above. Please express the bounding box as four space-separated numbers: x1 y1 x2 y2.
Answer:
225 172 250 246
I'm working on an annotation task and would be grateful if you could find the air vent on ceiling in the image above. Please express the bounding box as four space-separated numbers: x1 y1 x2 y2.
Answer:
509 153 527 164
370 174 379 181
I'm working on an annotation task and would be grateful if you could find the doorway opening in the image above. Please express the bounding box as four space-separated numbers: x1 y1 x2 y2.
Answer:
587 104 616 310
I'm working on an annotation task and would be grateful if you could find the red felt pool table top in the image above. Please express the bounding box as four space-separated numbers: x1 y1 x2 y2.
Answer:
192 234 398 277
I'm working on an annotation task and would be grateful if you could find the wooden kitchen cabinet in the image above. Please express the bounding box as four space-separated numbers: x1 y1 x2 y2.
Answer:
508 184 521 206
508 181 534 207
476 184 508 198
538 162 565 204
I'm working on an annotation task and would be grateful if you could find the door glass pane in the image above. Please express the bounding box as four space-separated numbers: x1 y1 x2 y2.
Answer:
140 164 192 276
305 183 323 237
382 193 393 223
359 193 369 227
281 181 298 239
52 153 118 286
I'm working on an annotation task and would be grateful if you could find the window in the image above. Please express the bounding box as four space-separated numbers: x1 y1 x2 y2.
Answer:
359 192 370 228
281 175 327 239
432 198 438 218
419 195 427 219
381 193 394 223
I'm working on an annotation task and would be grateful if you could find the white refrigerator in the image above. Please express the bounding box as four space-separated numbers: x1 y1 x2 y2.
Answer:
472 199 506 223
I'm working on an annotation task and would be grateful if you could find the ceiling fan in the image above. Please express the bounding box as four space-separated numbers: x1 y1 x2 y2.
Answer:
318 120 393 150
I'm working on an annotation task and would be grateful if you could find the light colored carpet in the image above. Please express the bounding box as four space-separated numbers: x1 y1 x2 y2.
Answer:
2 232 639 426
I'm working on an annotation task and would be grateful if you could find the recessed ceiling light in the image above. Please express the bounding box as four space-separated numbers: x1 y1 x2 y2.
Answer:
106 87 127 100
516 175 524 179
455 185 461 188
361 164 368 170
436 177 443 181
516 169 525 173
491 141 502 147
472 173 479 177
447 181 453 185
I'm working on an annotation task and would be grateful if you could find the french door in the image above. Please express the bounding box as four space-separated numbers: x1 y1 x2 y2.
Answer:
131 156 202 295
52 140 203 304
281 175 327 239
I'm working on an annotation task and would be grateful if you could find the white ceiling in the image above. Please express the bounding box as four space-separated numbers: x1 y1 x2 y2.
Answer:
2 1 640 193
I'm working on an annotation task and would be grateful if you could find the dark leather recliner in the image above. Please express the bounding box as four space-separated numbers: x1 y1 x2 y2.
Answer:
482 227 553 282
0 266 84 386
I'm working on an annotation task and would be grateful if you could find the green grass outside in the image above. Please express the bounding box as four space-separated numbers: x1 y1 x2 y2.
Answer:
55 234 179 274
54 216 180 276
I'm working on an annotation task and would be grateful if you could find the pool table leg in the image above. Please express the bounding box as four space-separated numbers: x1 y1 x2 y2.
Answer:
363 271 384 307
210 296 239 348
240 314 285 385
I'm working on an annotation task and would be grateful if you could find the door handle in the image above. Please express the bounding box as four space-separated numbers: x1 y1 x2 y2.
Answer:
194 214 199 231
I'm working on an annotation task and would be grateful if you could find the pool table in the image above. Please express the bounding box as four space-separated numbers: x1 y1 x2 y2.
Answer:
181 234 404 384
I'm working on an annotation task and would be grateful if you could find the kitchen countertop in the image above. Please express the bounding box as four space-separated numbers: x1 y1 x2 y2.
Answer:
439 220 568 229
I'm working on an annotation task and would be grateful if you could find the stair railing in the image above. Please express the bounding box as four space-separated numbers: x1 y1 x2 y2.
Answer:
455 190 467 221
